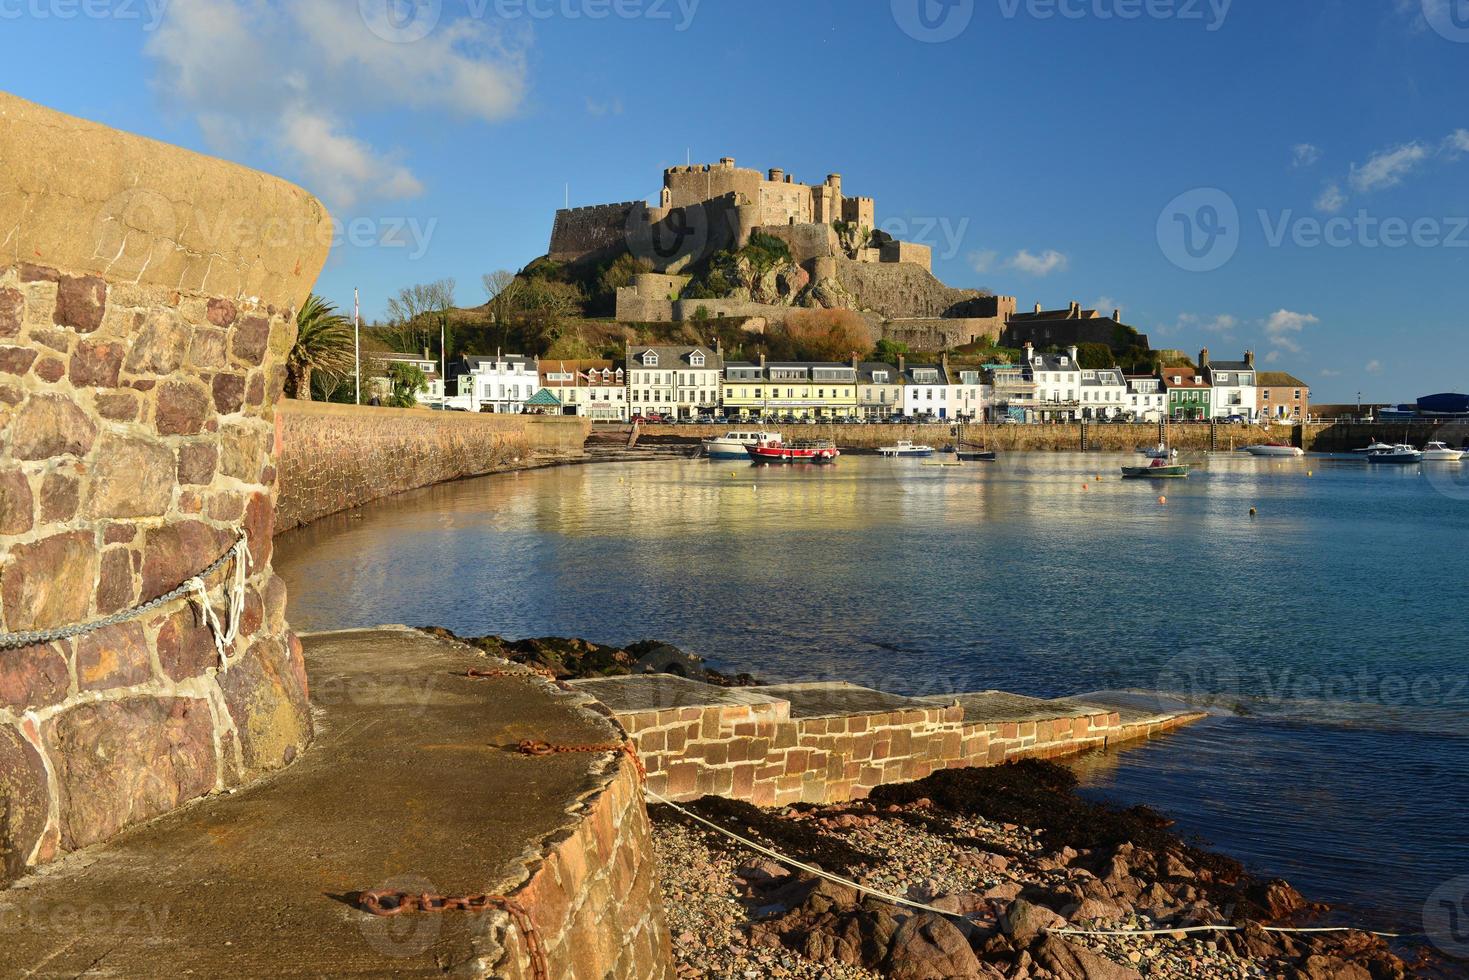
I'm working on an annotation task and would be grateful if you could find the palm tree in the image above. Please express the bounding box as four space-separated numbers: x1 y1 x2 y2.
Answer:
287 294 356 400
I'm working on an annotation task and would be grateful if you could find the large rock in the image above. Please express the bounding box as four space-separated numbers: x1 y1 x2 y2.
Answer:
53 274 107 332
1033 934 1143 980
886 912 985 979
43 697 218 850
1 531 97 631
75 622 152 691
124 309 193 375
218 636 312 777
139 520 233 600
9 393 97 460
1002 899 1066 946
0 726 50 882
0 643 71 711
0 467 34 534
85 434 175 518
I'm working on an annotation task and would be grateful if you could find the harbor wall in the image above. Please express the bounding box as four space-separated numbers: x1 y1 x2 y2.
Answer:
0 94 325 881
275 403 589 531
614 695 1203 807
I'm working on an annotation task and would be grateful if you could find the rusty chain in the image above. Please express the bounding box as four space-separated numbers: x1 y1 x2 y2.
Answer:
518 738 647 784
358 890 548 980
465 665 559 682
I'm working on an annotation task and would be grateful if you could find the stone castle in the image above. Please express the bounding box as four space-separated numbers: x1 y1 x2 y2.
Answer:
547 157 1016 350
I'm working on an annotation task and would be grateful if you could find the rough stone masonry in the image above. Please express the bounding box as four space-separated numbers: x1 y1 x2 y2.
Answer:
0 92 331 882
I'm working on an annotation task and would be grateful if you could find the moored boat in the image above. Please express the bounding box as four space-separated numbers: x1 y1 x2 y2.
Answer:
1420 441 1465 462
1142 443 1179 460
1243 443 1305 458
956 450 998 462
1122 459 1191 479
703 429 780 460
878 440 935 458
1350 441 1395 455
746 439 840 464
1366 444 1423 465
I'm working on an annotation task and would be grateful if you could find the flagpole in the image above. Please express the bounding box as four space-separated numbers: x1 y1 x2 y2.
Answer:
353 288 361 405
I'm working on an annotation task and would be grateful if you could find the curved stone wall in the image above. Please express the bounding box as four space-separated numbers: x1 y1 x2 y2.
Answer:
0 93 329 881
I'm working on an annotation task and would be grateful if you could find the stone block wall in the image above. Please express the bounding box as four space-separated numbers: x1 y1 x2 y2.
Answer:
275 402 589 531
884 317 1004 351
0 93 328 882
548 202 641 264
615 697 1195 807
498 750 672 979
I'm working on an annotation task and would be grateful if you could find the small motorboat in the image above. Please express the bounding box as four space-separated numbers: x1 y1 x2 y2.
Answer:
1142 443 1179 460
1421 441 1465 462
1243 443 1305 458
1122 459 1191 479
878 440 935 458
703 429 781 460
956 449 998 462
746 439 840 464
1366 444 1423 465
1350 441 1395 455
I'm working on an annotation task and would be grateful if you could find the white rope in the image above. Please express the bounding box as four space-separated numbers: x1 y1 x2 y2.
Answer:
646 789 1406 940
185 537 252 671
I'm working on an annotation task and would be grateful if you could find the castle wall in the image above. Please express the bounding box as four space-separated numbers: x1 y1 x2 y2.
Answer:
880 240 933 273
0 94 327 881
1001 318 1151 353
751 223 839 266
884 318 1003 350
548 201 641 264
663 164 762 212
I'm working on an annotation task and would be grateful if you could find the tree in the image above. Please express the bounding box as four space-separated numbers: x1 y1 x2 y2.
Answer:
777 309 878 362
873 338 910 366
286 294 355 400
385 362 428 408
519 278 583 349
384 279 456 362
482 270 524 347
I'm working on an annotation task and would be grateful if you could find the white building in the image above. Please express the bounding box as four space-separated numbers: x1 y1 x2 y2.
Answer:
373 350 444 405
627 346 723 420
901 363 950 418
453 354 540 414
947 364 990 422
1200 349 1258 421
1022 343 1082 421
1125 375 1168 422
1079 366 1128 419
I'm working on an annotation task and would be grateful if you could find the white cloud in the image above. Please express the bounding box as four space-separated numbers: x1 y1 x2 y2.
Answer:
1292 143 1321 168
968 250 999 274
1172 313 1238 336
1319 368 1341 377
1348 142 1430 193
146 0 527 208
1315 182 1346 214
1446 129 1469 157
1008 249 1069 277
1264 309 1319 354
1365 359 1383 375
1264 350 1281 364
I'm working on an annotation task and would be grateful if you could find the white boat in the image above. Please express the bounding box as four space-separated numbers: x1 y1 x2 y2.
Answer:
1420 441 1464 462
1243 443 1305 458
703 430 780 460
878 440 935 458
1366 444 1423 465
1142 443 1178 460
1350 441 1395 455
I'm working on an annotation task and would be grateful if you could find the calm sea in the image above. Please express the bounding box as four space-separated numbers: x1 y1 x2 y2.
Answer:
274 453 1469 933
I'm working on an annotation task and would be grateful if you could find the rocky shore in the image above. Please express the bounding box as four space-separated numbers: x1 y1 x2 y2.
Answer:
651 762 1440 980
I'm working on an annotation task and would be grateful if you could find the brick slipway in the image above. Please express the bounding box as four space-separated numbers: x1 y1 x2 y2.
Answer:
0 628 672 979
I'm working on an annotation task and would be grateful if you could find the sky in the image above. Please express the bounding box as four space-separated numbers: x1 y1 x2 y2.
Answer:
2 0 1466 403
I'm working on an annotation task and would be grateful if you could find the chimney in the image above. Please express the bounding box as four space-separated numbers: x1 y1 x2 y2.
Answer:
1034 302 1043 314
941 352 950 378
1113 308 1121 322
1245 350 1255 368
1067 345 1079 365
759 351 767 369
1069 301 1080 318
719 156 735 169
768 168 784 183
851 353 859 371
898 354 907 376
1199 348 1210 369
1023 342 1034 364
715 337 723 357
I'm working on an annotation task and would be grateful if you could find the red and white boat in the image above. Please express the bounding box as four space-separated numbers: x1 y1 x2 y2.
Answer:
745 438 840 464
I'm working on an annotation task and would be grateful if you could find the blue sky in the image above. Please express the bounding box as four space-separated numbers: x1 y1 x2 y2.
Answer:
3 0 1467 402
